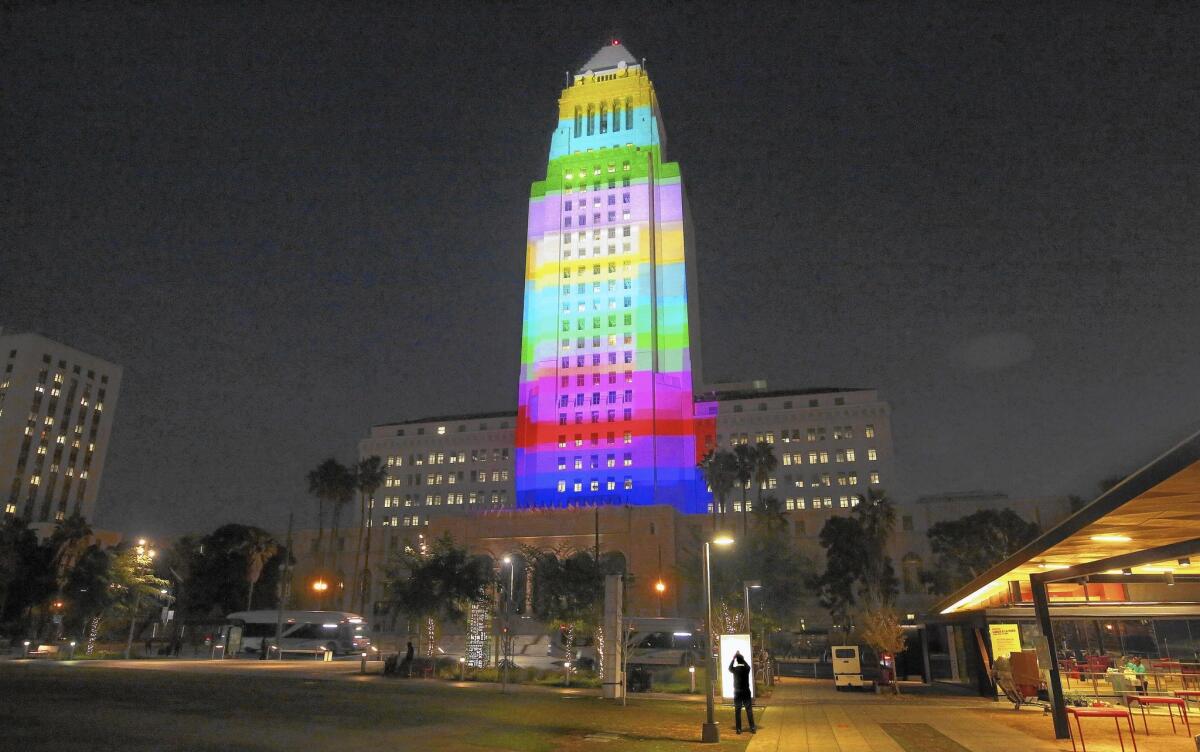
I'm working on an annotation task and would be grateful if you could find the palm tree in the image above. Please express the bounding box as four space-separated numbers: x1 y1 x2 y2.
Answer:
698 448 737 529
751 441 779 526
732 443 756 534
239 530 280 611
351 456 387 615
306 458 354 574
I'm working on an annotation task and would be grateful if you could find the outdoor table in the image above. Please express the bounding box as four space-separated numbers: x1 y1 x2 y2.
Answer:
1065 707 1137 752
1126 695 1190 735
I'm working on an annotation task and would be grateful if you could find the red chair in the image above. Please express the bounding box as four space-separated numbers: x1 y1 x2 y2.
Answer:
1066 706 1137 752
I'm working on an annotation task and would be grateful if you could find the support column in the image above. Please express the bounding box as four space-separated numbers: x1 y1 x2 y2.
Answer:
1032 574 1070 740
602 574 624 700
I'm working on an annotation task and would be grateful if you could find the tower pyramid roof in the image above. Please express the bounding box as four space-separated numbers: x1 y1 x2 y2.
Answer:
577 41 639 75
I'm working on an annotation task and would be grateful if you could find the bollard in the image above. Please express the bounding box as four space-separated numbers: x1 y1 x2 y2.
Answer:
459 657 466 681
360 652 367 674
67 641 76 660
689 665 697 693
22 641 31 658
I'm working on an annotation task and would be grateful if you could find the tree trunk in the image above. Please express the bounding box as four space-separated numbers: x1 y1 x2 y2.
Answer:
247 579 256 611
360 494 375 615
350 491 365 615
741 484 749 536
315 499 326 570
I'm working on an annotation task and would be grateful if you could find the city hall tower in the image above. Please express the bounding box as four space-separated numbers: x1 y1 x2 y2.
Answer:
515 42 709 512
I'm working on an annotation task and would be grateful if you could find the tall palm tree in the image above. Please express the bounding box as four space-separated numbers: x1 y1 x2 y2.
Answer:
351 456 387 615
698 448 737 529
732 443 756 534
306 458 354 574
751 441 779 525
239 530 280 611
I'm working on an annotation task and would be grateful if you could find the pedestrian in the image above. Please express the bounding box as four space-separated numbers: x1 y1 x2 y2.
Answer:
728 651 756 734
400 640 415 678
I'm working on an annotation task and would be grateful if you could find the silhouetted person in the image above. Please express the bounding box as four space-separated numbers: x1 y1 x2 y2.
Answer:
401 641 415 677
729 651 756 734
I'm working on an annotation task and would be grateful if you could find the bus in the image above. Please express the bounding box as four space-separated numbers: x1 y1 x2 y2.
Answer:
224 610 370 656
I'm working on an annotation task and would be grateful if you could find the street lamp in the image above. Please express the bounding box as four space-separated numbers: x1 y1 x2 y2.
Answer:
501 556 515 692
701 533 735 743
743 580 762 685
655 580 666 618
312 579 328 610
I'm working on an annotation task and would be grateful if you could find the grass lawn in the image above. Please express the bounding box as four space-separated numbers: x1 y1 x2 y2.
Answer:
0 662 752 751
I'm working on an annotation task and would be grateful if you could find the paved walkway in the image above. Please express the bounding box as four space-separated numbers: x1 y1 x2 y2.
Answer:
747 679 1076 752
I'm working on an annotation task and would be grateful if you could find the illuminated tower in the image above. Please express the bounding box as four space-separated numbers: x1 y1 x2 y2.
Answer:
515 42 709 512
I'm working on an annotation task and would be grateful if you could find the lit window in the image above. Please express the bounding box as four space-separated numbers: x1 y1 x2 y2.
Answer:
557 481 566 492
623 431 632 444
867 449 877 461
870 472 880 484
864 424 875 438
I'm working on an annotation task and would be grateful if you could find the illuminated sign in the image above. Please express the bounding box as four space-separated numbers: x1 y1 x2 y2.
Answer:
718 633 754 700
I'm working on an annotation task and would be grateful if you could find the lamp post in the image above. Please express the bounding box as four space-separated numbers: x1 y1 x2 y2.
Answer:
501 556 515 692
743 580 761 676
654 580 666 618
701 533 735 743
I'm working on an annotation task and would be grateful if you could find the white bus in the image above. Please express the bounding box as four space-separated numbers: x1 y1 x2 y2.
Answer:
224 610 370 656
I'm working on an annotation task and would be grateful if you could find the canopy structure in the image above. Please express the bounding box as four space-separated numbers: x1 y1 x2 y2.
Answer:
935 427 1200 616
930 426 1200 739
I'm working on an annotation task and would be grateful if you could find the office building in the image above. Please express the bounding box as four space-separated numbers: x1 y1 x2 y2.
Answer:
0 331 122 527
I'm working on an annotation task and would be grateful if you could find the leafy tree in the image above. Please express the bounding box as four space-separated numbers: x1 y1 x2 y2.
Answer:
181 524 286 617
62 544 114 638
813 516 865 638
387 533 492 629
48 513 93 593
522 546 625 627
677 497 813 634
855 606 907 693
698 448 737 525
813 489 899 637
922 509 1040 594
0 517 55 636
351 455 387 614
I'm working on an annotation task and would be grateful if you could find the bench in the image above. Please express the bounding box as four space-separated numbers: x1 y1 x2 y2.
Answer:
1126 695 1190 735
1065 706 1137 752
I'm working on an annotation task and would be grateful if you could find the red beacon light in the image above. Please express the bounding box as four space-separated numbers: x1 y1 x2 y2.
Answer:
612 39 619 45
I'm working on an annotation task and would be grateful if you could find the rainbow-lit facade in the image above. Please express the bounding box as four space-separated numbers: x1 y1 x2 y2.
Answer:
515 43 710 513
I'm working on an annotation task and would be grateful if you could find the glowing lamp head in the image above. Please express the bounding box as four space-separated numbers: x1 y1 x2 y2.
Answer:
612 39 619 46
654 580 666 594
312 579 329 593
711 535 735 547
1090 534 1132 543
503 556 512 564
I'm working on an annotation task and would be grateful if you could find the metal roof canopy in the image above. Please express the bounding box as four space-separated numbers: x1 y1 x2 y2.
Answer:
934 426 1200 615
1032 536 1200 740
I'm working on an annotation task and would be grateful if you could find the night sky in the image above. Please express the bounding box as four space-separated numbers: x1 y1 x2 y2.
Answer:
4 2 1198 536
